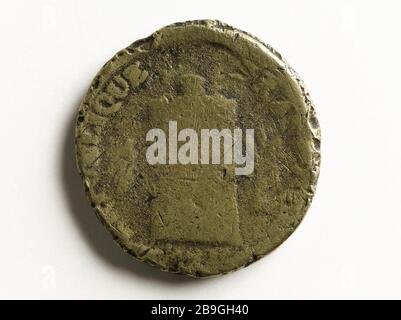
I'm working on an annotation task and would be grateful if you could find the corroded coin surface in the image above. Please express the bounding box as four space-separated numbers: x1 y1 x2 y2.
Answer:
75 20 321 277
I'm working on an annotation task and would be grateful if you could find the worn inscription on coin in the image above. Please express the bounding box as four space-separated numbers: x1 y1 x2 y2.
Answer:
75 20 321 277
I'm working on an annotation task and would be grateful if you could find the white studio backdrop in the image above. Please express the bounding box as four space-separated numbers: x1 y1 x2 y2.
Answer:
1 0 401 299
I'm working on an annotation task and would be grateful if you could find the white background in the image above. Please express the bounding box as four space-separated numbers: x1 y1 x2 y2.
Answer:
1 0 401 299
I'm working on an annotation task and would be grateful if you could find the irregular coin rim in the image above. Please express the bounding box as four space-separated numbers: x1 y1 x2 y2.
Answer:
75 19 321 277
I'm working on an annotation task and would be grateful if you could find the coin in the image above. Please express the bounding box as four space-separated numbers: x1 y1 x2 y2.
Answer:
75 20 321 277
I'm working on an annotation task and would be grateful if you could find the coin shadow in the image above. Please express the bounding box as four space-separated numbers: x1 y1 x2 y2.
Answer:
61 93 200 285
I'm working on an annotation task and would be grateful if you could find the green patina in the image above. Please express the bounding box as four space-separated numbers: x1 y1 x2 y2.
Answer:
75 20 321 277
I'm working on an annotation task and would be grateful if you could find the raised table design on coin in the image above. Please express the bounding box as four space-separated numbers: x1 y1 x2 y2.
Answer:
75 20 321 277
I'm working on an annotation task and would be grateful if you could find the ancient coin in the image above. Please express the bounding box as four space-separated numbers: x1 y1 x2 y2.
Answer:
75 20 321 277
